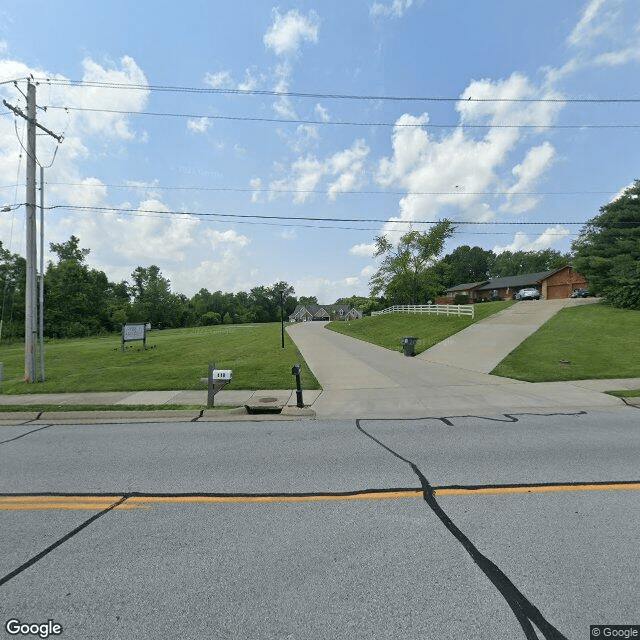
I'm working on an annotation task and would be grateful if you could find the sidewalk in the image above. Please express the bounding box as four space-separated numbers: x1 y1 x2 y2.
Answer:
0 389 321 407
0 389 322 424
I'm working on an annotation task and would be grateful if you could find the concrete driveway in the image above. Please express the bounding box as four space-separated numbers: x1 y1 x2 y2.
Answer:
419 298 599 373
286 314 630 419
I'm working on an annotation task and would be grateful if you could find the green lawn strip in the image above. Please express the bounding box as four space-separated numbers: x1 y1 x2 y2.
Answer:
326 301 516 354
491 304 640 382
605 390 640 398
0 323 320 395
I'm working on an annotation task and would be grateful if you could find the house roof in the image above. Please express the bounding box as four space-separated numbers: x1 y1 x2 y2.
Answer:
475 270 556 291
290 303 358 317
446 281 488 292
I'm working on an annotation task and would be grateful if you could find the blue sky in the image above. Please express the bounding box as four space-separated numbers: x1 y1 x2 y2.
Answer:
1 0 639 301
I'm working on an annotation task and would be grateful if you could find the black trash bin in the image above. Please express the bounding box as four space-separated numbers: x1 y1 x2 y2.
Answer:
402 336 418 357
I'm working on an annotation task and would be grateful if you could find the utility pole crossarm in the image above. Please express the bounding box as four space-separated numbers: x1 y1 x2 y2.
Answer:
3 99 64 143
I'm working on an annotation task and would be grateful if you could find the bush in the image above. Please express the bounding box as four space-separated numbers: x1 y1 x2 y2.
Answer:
453 293 469 304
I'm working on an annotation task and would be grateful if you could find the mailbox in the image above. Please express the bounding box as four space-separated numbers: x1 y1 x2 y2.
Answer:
212 369 233 381
291 364 301 376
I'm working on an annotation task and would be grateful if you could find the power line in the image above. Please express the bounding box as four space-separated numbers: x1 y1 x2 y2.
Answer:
38 206 577 236
41 181 619 198
32 78 640 103
42 105 640 129
44 203 596 226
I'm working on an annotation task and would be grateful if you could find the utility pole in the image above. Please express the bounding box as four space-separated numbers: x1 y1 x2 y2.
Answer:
39 165 45 381
3 80 63 382
24 81 37 383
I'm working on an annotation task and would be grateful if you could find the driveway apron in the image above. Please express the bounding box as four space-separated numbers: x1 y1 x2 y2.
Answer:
286 318 623 419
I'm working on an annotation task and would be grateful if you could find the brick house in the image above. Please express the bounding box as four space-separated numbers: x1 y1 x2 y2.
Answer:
443 266 588 302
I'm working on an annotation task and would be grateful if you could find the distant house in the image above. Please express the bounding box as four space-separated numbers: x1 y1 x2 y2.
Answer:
289 303 363 322
443 266 588 302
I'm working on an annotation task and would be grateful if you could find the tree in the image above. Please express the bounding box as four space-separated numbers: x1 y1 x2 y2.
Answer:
249 282 295 323
49 235 90 264
129 265 181 328
0 242 26 340
44 236 111 337
334 295 386 315
491 249 572 278
439 245 495 288
572 180 640 309
369 221 456 304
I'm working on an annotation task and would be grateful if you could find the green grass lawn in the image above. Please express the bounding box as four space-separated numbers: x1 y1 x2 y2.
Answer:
326 301 515 354
491 303 640 382
0 323 320 394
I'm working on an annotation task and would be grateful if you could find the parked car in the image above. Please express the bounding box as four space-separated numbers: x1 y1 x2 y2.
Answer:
570 288 591 298
515 288 540 300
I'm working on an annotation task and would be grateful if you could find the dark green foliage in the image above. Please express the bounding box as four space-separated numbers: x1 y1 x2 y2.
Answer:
490 248 572 277
369 220 456 304
334 295 386 315
439 245 495 288
572 180 640 310
0 242 26 340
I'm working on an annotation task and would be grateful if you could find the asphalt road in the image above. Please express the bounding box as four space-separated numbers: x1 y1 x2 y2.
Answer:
1 408 639 640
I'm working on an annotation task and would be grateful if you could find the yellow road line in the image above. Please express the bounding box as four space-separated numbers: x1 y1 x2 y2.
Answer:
1 483 638 510
124 490 423 507
0 496 138 510
434 483 640 497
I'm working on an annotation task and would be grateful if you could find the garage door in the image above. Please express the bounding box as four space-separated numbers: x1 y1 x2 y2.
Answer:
546 283 572 299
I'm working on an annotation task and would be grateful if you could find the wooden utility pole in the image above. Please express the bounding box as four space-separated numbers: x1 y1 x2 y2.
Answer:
3 80 63 382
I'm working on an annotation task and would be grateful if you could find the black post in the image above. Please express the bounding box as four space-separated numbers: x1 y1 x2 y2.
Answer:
291 364 304 408
280 289 285 349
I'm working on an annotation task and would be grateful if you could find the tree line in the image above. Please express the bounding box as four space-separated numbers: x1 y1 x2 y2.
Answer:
367 180 640 310
1 183 638 340
0 236 299 341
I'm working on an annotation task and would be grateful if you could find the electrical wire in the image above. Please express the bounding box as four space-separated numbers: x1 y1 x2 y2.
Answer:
32 78 640 103
44 203 599 226
41 105 640 129
42 181 619 198
41 206 577 235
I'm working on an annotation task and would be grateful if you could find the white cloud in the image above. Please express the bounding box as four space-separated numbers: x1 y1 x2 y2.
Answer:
269 139 370 203
237 67 263 92
567 0 609 47
249 177 263 203
501 142 556 214
375 74 563 242
350 242 376 257
277 229 297 240
204 70 234 88
315 104 330 122
492 226 571 253
370 0 415 19
293 273 369 301
593 42 640 66
187 117 210 133
264 9 320 56
205 228 250 249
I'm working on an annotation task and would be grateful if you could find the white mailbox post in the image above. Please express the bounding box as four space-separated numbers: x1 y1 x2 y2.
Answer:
207 365 233 406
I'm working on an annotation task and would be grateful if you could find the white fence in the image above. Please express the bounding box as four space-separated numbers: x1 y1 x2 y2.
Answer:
371 304 475 319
